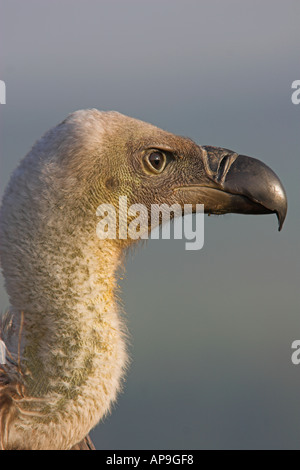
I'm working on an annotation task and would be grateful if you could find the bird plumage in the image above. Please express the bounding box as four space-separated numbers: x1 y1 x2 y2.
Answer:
0 109 287 449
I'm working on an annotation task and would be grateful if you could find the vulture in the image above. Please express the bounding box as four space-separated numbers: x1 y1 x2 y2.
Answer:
0 110 287 450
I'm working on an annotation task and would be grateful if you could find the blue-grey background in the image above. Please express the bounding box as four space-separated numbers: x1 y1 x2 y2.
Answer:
0 0 299 449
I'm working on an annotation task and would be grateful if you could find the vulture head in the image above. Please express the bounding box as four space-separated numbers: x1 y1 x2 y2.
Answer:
53 110 286 233
0 109 287 450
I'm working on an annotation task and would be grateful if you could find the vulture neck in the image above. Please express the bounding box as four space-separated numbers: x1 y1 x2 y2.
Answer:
12 204 127 420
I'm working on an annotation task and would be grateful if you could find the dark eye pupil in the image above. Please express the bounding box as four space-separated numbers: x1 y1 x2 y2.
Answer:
149 152 164 170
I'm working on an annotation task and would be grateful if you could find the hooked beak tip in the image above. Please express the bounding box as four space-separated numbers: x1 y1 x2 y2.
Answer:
223 154 288 231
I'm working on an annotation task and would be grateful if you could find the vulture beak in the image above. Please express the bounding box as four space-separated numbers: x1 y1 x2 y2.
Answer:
176 146 288 231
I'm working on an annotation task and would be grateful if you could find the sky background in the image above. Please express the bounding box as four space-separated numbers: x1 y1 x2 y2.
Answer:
0 0 299 449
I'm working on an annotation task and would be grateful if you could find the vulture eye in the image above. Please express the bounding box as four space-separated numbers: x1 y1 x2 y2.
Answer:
145 151 167 174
